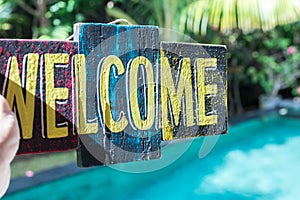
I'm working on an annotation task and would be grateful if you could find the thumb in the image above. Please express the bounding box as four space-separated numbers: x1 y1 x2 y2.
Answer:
0 94 11 115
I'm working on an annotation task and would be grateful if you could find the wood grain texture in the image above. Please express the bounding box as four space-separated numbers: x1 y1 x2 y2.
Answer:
74 23 161 167
0 40 78 154
160 42 227 140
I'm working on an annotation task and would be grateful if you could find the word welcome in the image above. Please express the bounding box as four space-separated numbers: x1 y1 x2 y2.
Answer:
2 52 223 139
0 24 227 167
77 54 221 140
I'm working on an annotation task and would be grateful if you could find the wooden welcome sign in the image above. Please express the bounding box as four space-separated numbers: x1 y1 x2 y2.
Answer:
0 23 227 166
0 40 78 153
160 42 227 140
74 23 162 166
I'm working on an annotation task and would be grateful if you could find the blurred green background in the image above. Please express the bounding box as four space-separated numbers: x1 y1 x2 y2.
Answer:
2 0 300 179
1 0 300 117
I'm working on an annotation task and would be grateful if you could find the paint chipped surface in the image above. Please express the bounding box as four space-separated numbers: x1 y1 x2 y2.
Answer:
160 42 227 140
0 39 78 154
74 23 161 167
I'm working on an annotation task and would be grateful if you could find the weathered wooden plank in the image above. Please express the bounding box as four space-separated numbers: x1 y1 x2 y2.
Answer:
74 23 161 166
0 39 78 154
160 42 227 140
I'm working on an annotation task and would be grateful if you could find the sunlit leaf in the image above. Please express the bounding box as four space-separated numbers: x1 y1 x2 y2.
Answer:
180 0 300 35
105 7 137 25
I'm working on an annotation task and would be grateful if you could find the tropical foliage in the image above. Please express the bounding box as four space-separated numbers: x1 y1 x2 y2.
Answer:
179 0 300 35
0 0 107 39
1 0 300 114
247 33 300 97
177 0 300 111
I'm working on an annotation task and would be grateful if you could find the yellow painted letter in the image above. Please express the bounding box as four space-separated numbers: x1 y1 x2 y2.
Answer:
161 57 194 140
129 56 155 130
196 58 218 125
45 53 69 138
6 54 39 139
100 55 128 132
74 54 98 134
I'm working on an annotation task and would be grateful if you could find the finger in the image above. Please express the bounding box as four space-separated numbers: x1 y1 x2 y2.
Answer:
0 95 11 115
0 164 10 198
0 95 20 162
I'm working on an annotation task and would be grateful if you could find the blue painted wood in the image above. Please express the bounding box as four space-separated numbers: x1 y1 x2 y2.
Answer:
74 23 161 166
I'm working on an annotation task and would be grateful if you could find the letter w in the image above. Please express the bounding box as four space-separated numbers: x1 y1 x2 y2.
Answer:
6 54 39 139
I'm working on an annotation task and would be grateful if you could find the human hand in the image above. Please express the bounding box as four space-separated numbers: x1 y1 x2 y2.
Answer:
0 95 20 198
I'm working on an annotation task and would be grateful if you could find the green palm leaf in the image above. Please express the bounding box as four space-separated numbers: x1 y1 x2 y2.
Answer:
180 0 300 35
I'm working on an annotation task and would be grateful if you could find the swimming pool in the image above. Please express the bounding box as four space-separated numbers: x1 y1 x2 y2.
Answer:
4 113 300 199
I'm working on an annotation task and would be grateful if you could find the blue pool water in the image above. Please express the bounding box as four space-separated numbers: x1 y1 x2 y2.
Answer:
4 114 300 199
